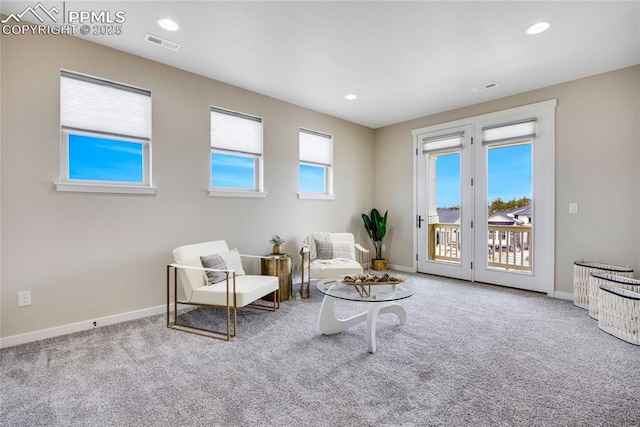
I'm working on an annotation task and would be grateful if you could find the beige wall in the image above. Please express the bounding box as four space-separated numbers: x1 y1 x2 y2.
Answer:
374 65 640 294
0 33 374 338
2 28 638 340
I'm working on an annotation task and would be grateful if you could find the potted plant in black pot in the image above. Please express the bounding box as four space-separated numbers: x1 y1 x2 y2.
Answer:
362 208 388 271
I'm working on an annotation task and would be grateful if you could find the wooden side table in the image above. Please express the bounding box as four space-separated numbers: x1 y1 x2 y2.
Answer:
261 254 292 302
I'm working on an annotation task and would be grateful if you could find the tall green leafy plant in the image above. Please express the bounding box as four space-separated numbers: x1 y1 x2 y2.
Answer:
362 208 388 260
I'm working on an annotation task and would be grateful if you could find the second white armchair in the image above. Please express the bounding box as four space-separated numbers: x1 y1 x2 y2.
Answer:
300 232 370 298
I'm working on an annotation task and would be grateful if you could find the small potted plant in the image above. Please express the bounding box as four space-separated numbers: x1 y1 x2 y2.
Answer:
362 208 388 270
269 234 285 254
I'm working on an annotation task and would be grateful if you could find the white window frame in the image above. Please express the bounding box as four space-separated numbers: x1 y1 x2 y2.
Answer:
298 128 335 200
55 70 155 195
209 106 265 198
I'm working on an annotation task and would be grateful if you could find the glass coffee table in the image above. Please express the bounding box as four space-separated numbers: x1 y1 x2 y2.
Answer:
316 278 416 353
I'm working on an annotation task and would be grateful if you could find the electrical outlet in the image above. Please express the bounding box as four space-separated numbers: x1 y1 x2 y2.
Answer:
18 290 31 307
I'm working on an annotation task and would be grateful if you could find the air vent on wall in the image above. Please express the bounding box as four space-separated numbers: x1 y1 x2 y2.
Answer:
144 33 181 51
472 82 498 92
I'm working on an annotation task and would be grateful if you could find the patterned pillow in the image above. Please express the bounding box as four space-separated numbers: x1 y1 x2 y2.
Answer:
200 248 246 285
315 240 354 260
200 254 228 285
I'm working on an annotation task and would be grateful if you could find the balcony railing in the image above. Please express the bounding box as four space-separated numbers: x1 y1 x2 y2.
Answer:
487 225 532 272
429 223 460 262
429 223 532 272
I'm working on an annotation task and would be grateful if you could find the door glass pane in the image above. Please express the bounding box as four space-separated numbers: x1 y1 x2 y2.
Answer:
428 151 461 263
486 142 532 272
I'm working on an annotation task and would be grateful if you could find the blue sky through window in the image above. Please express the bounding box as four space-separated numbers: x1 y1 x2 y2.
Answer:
299 164 325 193
69 134 143 183
436 153 461 208
487 143 532 203
436 143 532 208
211 152 256 189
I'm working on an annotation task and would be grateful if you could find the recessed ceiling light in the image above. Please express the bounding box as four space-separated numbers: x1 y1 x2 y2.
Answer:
158 18 179 31
526 21 550 35
345 94 357 100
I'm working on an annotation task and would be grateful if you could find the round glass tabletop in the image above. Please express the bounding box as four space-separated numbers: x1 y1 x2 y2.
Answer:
316 278 416 303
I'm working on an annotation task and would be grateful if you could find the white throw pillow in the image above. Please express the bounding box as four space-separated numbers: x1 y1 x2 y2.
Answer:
315 240 355 261
219 248 246 276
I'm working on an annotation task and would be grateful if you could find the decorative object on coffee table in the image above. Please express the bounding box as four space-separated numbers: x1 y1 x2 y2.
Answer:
341 273 405 297
362 208 388 270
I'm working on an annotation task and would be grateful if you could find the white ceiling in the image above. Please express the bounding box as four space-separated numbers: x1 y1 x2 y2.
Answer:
3 1 639 128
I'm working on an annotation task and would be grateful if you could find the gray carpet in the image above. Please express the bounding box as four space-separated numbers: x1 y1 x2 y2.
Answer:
2 272 639 426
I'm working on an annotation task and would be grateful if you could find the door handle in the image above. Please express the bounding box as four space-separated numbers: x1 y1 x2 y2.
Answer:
417 215 425 228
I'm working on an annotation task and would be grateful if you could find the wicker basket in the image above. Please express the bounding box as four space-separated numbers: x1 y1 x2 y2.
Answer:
598 284 640 345
573 261 633 310
589 273 640 320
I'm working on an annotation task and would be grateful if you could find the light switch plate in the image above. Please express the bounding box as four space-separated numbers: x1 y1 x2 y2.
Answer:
569 203 578 214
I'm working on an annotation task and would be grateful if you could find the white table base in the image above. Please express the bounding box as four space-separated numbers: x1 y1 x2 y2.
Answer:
318 295 407 353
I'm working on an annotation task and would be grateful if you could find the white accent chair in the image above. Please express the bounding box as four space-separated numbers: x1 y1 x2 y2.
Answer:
167 240 279 340
299 232 370 298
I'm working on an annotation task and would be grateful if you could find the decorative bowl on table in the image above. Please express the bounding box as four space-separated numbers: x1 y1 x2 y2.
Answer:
341 273 405 285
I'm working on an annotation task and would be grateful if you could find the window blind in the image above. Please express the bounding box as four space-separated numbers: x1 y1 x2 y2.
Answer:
211 108 262 155
60 71 151 141
422 131 464 153
482 119 536 145
299 129 332 166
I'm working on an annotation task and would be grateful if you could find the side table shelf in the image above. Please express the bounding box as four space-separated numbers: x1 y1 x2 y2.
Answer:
261 254 292 302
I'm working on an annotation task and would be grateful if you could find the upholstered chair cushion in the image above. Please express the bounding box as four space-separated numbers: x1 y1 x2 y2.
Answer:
309 258 363 278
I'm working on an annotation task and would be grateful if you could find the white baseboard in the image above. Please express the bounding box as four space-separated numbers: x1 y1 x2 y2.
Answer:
552 291 573 301
388 264 415 273
388 265 572 301
0 305 165 349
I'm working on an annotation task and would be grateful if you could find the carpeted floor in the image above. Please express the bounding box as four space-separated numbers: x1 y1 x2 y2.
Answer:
2 272 639 426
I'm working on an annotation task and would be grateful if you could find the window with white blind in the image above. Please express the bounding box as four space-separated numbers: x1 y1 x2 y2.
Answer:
209 107 264 197
482 118 537 145
56 70 154 194
298 128 334 200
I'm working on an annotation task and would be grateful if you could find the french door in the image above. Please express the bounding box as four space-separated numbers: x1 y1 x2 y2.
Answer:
415 101 556 295
416 125 473 281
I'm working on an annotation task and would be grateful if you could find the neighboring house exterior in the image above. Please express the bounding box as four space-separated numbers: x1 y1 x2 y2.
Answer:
437 204 532 226
507 204 532 225
437 205 532 250
436 208 460 224
489 204 532 250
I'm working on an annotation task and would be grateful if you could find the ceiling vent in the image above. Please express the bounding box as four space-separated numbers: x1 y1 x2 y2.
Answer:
472 82 498 93
144 33 180 51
